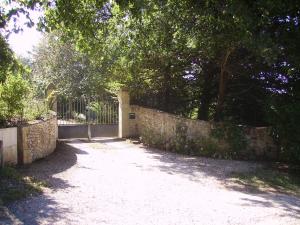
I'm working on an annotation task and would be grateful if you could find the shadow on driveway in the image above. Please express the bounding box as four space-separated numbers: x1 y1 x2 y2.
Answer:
138 144 300 220
6 141 88 225
17 141 87 190
4 138 300 224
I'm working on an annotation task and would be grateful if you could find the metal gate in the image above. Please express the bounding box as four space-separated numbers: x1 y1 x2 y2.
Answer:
57 95 118 139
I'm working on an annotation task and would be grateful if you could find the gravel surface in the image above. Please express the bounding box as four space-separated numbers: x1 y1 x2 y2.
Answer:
5 138 300 225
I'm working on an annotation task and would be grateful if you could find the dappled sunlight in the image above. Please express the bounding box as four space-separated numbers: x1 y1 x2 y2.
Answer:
9 195 72 225
3 139 299 224
1 0 299 224
127 142 300 220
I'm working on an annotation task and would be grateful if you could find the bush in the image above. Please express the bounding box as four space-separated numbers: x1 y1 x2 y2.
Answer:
22 98 49 121
211 122 248 159
267 94 300 163
0 72 29 126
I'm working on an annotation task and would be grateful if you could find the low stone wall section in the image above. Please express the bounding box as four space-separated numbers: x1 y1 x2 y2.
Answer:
129 105 211 140
0 127 18 165
17 117 58 164
129 105 277 160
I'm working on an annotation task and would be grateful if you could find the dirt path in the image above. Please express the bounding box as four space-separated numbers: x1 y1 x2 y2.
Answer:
5 138 300 225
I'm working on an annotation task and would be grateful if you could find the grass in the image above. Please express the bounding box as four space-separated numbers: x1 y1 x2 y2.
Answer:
0 167 47 204
230 166 300 196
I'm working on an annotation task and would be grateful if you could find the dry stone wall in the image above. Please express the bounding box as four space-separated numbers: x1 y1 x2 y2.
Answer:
17 117 58 164
130 105 211 140
129 105 278 160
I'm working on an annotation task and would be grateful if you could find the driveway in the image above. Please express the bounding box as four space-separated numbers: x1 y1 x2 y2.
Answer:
6 138 300 225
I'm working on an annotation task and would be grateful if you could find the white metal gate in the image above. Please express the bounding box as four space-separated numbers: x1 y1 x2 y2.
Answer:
57 95 118 139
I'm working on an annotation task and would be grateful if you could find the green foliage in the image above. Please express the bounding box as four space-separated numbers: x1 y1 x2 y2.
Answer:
267 92 300 163
0 35 29 83
4 0 300 162
22 98 49 121
230 168 300 196
0 32 46 126
195 137 219 157
29 0 299 122
0 72 30 126
46 89 58 110
172 122 189 154
140 127 166 149
211 122 249 159
7 0 294 121
31 32 110 97
0 35 15 82
89 101 105 115
88 100 118 124
140 121 251 160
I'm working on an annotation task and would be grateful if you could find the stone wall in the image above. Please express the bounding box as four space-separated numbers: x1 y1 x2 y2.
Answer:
17 117 58 164
129 105 278 160
0 127 18 165
129 105 211 139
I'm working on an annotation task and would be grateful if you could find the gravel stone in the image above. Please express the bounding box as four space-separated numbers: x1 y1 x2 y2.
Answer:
5 138 300 225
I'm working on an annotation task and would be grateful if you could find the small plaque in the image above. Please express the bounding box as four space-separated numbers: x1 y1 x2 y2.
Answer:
129 113 135 119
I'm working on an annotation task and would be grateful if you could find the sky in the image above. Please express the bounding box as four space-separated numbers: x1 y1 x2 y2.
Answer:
8 21 43 58
1 2 43 58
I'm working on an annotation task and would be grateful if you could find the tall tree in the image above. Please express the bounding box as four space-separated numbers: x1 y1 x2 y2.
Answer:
31 32 110 97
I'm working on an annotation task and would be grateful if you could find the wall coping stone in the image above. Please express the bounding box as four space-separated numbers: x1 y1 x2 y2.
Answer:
18 116 57 127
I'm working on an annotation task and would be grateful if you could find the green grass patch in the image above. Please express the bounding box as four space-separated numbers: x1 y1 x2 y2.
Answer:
230 167 300 196
0 167 47 204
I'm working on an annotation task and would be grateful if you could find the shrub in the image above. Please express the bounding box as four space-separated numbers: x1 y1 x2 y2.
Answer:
267 95 300 163
140 126 166 149
196 137 219 157
0 72 29 126
22 98 49 121
211 122 248 159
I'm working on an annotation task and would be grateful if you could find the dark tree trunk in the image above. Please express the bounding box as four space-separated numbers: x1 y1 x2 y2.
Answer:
198 72 214 121
162 65 171 112
214 70 228 121
214 48 233 121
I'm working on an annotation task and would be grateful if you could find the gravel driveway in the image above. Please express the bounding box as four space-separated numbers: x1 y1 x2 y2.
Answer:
5 138 300 225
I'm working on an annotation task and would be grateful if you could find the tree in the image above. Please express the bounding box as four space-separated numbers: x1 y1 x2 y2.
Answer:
4 0 300 161
31 32 110 97
0 34 15 82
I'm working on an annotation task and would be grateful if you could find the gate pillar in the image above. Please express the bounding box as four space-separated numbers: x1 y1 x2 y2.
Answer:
118 88 130 138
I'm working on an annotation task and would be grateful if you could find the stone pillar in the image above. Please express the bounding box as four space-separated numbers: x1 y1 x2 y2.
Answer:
118 88 130 138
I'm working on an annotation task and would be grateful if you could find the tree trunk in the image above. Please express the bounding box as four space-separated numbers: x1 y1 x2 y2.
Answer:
214 48 233 121
198 71 214 121
162 65 171 112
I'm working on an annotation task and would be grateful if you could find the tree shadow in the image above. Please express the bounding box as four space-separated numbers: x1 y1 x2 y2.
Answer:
4 141 89 224
138 144 300 219
8 195 72 225
16 141 87 190
140 145 257 180
5 138 299 224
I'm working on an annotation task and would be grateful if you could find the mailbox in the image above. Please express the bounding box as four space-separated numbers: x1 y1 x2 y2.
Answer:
129 113 135 119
